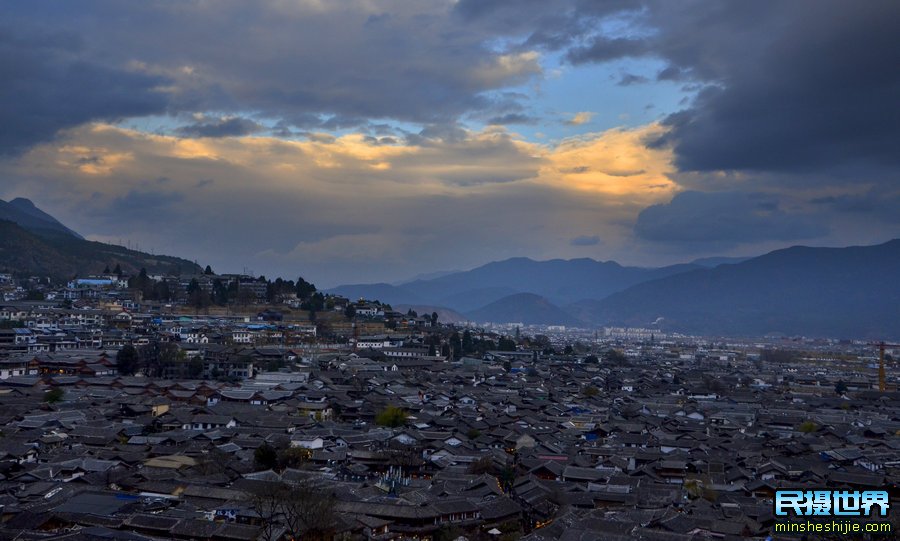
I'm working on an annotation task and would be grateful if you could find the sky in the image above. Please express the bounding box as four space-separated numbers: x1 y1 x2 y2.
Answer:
1 0 898 287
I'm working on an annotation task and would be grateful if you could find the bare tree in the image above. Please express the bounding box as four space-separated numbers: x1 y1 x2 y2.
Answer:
244 481 285 541
280 479 337 541
245 479 336 541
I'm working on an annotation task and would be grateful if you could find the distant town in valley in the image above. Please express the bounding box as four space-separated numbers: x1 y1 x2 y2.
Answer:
1 199 900 540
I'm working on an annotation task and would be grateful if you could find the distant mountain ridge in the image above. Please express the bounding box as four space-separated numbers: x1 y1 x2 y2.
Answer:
328 257 701 311
329 240 900 338
574 240 900 338
0 198 201 279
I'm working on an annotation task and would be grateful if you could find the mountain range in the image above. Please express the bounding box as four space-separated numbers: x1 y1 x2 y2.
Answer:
1 197 895 338
0 198 201 279
329 240 900 339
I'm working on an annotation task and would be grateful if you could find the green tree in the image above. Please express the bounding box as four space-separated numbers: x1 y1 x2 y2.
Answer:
278 446 311 470
301 292 325 312
835 380 848 395
187 357 204 378
204 265 214 275
375 406 408 428
44 387 64 403
254 442 279 470
584 354 599 364
798 420 819 433
25 290 46 301
114 263 123 277
604 348 628 365
295 277 317 300
498 337 517 352
449 332 462 360
582 384 600 398
186 278 210 309
152 280 171 302
462 329 474 355
116 345 140 376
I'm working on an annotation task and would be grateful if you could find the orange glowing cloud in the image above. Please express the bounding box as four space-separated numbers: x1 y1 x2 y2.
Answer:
538 123 677 202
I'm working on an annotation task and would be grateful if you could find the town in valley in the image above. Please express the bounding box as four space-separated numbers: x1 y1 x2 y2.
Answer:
0 269 898 540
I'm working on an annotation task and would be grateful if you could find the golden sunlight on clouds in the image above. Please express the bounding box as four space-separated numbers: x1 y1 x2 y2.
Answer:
53 144 134 176
540 123 677 201
18 121 677 209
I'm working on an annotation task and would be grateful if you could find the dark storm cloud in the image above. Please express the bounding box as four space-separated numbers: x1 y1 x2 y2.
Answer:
0 27 168 155
176 117 263 138
634 191 828 247
457 0 900 179
653 2 900 174
1 1 544 152
812 191 900 224
452 0 642 51
551 1 900 177
566 37 650 64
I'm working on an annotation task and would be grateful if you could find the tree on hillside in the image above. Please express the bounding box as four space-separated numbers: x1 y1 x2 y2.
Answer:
296 277 316 300
301 292 325 313
186 278 210 309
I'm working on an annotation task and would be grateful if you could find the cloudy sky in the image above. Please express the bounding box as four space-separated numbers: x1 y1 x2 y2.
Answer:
2 0 898 287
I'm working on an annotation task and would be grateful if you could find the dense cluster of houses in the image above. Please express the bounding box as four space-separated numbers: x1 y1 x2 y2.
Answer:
1 286 899 540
